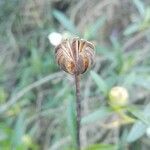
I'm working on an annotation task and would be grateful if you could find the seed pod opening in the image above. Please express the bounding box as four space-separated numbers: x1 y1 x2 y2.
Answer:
55 38 95 75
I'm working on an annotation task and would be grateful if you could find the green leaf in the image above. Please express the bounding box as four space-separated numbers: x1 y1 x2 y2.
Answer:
110 37 124 73
127 104 150 142
144 8 150 23
0 87 8 103
30 48 42 75
96 46 114 61
84 144 117 150
115 49 124 73
128 104 150 125
124 24 139 36
90 71 108 95
81 107 111 125
110 36 120 50
127 121 147 143
0 123 12 142
133 66 150 74
127 107 150 126
53 10 79 35
66 95 77 148
134 77 150 90
133 0 145 17
12 112 26 148
88 16 106 38
118 129 128 150
123 72 137 87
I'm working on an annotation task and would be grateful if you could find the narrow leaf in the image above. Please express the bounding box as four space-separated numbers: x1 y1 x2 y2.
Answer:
89 16 106 38
81 107 111 125
66 95 77 147
127 107 150 126
127 121 147 143
12 112 25 148
53 10 79 34
84 144 117 150
124 24 139 36
127 104 150 142
133 0 145 16
90 71 108 95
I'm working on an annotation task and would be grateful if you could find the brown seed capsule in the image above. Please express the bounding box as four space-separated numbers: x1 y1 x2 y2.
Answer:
55 38 95 75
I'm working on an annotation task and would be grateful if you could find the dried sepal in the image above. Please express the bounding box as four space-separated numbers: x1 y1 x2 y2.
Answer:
55 38 95 75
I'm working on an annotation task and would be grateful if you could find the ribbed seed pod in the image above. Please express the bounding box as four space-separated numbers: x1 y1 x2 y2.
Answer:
55 38 95 75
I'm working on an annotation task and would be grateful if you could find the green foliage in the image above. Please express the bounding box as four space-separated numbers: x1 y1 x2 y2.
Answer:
124 24 140 36
133 0 145 16
66 95 77 148
30 48 43 75
0 0 150 149
124 0 150 35
0 87 8 104
127 106 150 126
127 104 150 142
53 9 79 35
12 112 25 148
84 144 117 150
82 107 112 125
90 71 108 96
85 17 106 39
127 121 147 143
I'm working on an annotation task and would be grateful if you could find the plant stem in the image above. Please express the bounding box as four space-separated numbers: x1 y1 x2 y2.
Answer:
75 74 81 150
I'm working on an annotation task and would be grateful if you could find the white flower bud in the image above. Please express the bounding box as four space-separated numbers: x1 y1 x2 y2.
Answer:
109 86 129 107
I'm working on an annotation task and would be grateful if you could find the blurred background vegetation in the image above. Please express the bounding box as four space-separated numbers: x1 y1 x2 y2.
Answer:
0 0 150 150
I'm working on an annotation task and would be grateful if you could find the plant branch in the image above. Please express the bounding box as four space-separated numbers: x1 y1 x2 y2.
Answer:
75 74 81 150
0 71 64 114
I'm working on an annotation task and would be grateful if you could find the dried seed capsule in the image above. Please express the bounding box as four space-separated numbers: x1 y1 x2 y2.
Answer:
55 38 95 75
